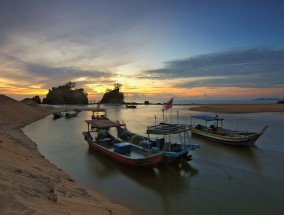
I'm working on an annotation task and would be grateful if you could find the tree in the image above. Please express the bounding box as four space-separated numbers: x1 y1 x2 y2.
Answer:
65 81 76 89
113 83 122 90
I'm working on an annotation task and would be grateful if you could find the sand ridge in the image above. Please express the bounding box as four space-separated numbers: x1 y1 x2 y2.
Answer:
189 103 284 113
0 95 131 215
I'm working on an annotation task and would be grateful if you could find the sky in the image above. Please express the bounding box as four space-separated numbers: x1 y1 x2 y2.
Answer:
1 0 284 103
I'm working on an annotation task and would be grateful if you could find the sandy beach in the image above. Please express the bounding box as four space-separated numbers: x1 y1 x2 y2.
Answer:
189 103 284 113
0 95 131 215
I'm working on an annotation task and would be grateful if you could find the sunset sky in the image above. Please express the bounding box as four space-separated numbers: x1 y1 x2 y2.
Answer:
1 0 284 103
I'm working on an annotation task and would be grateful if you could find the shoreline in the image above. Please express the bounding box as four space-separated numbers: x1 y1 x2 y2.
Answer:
188 103 284 113
0 95 131 215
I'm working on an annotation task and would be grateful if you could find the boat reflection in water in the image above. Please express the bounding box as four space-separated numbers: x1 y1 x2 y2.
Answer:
86 148 199 215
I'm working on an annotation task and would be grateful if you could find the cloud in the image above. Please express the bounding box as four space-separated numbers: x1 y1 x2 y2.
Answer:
144 47 284 88
25 63 113 90
0 53 112 89
25 63 109 79
0 0 155 66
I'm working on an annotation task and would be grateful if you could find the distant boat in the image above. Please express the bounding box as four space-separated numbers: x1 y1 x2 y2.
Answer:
74 108 82 113
82 119 164 167
117 122 200 163
53 112 64 119
65 110 79 118
125 103 137 108
189 115 268 146
91 107 107 119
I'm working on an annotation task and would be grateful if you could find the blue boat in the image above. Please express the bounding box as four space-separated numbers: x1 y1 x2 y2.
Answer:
117 122 200 163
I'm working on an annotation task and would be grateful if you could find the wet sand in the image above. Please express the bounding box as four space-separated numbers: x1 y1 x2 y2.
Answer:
0 95 131 215
189 103 284 113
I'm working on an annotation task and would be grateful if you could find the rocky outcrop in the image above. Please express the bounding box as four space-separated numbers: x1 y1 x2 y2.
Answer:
42 83 88 105
21 96 41 104
100 88 124 104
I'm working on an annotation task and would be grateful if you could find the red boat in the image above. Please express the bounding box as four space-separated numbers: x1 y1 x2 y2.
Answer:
82 118 164 167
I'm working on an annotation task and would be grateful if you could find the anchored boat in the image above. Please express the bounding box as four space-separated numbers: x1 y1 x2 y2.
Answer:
82 118 164 167
53 111 64 119
189 115 268 146
117 122 200 163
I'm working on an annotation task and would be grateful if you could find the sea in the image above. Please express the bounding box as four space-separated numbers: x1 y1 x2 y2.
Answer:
23 104 284 215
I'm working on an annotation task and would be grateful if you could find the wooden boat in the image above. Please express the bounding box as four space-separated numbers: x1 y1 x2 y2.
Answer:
91 107 107 119
82 119 164 167
65 109 79 118
53 111 64 119
125 103 137 108
189 115 268 146
117 123 200 163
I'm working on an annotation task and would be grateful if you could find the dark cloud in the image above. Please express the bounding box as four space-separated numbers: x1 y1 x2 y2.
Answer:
24 63 112 89
25 63 109 79
144 47 284 88
0 53 111 89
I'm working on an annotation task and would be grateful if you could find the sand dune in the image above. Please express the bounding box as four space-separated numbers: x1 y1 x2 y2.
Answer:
0 95 131 215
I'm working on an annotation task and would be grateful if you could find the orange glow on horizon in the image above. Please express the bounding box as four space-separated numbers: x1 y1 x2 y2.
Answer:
2 80 284 102
1 87 48 96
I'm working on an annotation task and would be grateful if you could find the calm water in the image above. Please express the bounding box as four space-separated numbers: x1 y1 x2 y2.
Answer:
24 105 284 215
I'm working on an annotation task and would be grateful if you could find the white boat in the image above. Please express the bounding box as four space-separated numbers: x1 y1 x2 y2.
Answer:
65 110 78 118
189 115 268 147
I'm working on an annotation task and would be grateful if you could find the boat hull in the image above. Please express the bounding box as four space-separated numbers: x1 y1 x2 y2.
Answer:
65 112 78 118
117 126 199 162
53 112 63 119
83 133 164 167
191 127 263 146
125 105 137 108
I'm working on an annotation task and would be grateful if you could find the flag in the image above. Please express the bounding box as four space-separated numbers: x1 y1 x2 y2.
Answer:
164 97 173 110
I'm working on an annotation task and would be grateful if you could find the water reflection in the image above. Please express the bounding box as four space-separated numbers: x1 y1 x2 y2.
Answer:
86 148 198 191
23 107 284 215
192 136 261 174
86 148 199 215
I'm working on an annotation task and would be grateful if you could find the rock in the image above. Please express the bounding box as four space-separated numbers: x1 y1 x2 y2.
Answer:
100 88 124 104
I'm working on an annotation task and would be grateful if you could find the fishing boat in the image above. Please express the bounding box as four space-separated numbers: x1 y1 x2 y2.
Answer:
117 122 200 163
65 110 78 118
82 118 164 167
125 103 137 108
189 115 268 146
91 107 107 119
53 111 64 119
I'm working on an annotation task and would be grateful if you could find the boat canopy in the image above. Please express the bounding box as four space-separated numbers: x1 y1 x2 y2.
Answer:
191 115 224 121
85 119 122 128
146 123 188 135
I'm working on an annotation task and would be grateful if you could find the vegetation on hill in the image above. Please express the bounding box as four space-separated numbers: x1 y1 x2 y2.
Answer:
42 81 88 105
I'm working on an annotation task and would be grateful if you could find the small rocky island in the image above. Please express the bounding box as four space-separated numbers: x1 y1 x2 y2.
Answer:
25 82 126 105
100 83 124 104
42 81 88 105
